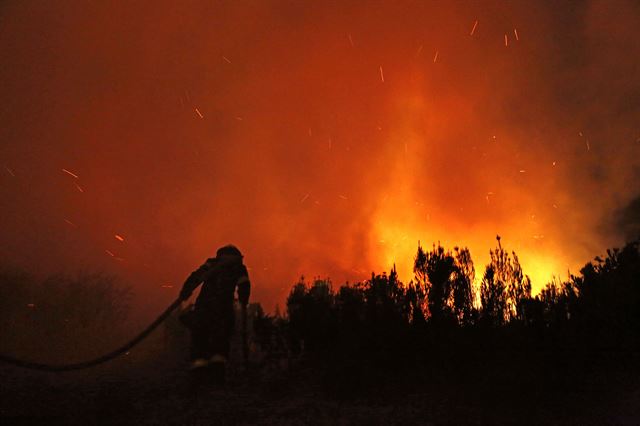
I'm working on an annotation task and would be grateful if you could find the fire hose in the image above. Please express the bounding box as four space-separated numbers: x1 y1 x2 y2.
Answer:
0 297 183 372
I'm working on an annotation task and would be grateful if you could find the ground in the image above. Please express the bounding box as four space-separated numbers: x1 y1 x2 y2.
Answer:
2 350 640 425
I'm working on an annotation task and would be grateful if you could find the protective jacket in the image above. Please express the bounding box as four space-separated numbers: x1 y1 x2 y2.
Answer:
179 252 251 363
180 256 250 308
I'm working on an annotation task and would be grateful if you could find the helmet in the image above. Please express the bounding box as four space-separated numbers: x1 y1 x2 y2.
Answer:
216 244 243 258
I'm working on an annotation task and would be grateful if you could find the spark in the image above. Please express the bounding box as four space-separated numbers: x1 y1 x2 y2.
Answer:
235 116 243 121
379 66 385 83
586 140 591 151
62 168 79 179
195 108 203 119
300 193 310 203
504 34 509 47
27 303 35 309
553 204 558 209
348 33 354 47
338 195 348 200
115 234 125 242
105 250 115 257
433 50 439 63
75 184 84 193
161 284 174 288
222 56 231 64
5 167 15 177
519 169 526 173
486 191 495 203
470 20 478 36
532 235 545 240
415 44 423 58
64 219 77 227
552 161 556 166
514 28 519 41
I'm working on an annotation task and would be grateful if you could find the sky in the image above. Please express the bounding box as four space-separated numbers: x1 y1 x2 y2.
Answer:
1 0 639 314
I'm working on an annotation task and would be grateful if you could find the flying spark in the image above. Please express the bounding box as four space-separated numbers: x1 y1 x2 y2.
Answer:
115 234 125 242
348 33 354 47
379 66 385 82
470 20 478 36
105 250 115 257
222 56 231 64
300 193 310 203
75 184 84 193
433 50 439 63
62 168 79 179
504 34 509 47
64 219 77 227
514 28 519 41
195 108 204 119
486 191 495 203
5 167 15 177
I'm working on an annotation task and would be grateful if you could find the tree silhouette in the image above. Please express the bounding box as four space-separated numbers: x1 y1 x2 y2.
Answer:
286 277 335 352
479 236 532 325
451 247 476 325
414 243 456 323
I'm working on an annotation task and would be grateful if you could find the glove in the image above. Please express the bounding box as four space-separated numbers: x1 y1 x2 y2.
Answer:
179 286 192 301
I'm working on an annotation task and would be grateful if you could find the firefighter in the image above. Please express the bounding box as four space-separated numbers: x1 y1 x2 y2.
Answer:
179 244 250 385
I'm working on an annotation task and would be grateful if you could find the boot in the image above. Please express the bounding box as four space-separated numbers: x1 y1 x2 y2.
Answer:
207 354 227 386
189 358 210 390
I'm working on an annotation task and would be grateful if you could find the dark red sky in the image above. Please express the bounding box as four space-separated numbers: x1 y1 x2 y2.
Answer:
1 1 639 314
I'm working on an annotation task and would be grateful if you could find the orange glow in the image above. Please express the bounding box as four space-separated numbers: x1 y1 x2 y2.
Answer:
0 2 638 315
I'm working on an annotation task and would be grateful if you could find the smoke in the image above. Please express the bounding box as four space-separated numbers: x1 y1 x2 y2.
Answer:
0 1 638 313
615 196 640 242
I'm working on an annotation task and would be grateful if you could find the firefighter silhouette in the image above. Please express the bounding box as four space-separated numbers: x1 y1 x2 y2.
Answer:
179 245 250 384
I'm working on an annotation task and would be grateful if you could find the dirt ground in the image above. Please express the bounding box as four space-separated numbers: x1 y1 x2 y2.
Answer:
2 350 640 426
2 321 640 425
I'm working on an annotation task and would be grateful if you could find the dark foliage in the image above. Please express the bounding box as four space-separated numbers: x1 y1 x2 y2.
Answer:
275 237 640 400
0 269 132 362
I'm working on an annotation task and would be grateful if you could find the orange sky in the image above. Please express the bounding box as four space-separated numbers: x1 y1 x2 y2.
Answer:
1 1 639 314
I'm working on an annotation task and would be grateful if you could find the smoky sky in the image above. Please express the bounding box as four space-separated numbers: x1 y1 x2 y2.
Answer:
1 0 639 314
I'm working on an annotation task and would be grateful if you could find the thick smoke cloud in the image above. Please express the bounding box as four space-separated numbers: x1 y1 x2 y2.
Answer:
1 1 638 314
